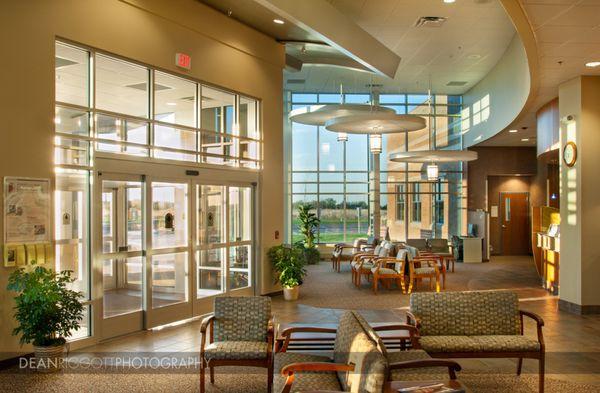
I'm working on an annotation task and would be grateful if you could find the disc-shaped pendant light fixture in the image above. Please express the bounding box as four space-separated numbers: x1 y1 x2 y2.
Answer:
289 104 395 126
389 150 478 163
325 112 426 134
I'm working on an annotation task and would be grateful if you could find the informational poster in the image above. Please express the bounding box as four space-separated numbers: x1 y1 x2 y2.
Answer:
4 177 51 244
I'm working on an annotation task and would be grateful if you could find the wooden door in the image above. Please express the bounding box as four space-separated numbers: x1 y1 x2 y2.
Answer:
500 192 530 255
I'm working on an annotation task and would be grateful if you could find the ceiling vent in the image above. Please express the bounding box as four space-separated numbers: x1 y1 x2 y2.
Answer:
287 79 306 85
55 57 78 68
126 82 171 91
446 81 468 87
414 16 447 28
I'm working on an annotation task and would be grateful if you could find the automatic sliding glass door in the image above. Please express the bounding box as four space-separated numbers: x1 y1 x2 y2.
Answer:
145 180 192 328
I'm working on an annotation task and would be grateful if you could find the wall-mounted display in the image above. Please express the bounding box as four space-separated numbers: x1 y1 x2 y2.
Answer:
4 177 51 244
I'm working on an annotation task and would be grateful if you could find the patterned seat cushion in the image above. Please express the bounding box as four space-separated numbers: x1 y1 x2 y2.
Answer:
388 349 449 380
471 335 541 352
413 267 436 275
372 267 397 275
204 341 268 361
273 352 340 393
352 261 374 270
410 291 521 336
419 335 540 353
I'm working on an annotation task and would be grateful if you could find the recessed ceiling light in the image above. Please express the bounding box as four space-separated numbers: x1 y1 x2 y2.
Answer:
509 129 518 133
273 19 285 24
444 0 456 3
586 61 600 68
166 102 177 106
521 138 530 142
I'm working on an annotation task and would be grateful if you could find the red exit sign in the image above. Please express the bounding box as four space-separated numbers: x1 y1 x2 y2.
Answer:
175 53 191 70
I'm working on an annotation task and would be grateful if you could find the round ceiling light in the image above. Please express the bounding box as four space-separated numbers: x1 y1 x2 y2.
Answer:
389 150 478 163
324 112 426 134
289 104 395 126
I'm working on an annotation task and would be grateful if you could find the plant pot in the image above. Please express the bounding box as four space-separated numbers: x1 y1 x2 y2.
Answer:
33 343 65 373
283 285 300 301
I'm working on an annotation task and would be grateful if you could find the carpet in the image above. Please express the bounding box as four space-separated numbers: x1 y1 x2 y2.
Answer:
287 259 549 310
1 368 598 392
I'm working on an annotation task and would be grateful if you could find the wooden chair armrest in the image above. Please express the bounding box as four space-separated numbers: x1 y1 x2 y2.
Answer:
406 311 421 329
200 314 215 354
280 363 355 393
388 359 462 380
279 326 338 352
373 324 421 348
520 310 544 327
282 362 354 375
200 314 215 333
520 310 545 348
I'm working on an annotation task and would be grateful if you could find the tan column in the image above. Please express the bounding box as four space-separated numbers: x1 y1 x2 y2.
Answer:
558 76 600 314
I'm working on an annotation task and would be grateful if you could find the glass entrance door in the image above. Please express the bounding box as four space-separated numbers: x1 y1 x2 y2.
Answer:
193 184 255 316
98 174 145 339
146 180 192 328
96 172 255 337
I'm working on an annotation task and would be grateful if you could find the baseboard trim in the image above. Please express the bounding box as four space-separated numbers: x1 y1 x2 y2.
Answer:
558 299 600 315
265 290 283 297
0 352 32 370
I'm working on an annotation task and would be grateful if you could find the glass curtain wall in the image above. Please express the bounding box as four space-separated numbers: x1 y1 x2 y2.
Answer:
289 92 463 243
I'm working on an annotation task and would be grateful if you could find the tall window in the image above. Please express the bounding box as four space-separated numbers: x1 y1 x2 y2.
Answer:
395 184 405 221
288 92 463 242
411 183 422 223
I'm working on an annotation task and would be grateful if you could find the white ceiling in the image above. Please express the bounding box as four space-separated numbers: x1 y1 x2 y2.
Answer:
286 0 516 94
479 0 600 146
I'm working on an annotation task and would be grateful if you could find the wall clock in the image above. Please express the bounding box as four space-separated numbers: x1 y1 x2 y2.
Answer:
563 141 577 167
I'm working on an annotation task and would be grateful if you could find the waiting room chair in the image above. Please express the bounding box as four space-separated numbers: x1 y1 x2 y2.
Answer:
406 238 428 252
371 248 408 294
405 246 441 293
331 238 367 272
200 296 274 393
428 238 456 273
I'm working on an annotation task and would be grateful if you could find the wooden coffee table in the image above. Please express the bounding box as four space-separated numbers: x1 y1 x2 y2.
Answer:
275 321 412 352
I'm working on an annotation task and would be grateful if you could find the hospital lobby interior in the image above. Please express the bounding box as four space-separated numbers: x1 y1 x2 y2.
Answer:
1 0 600 392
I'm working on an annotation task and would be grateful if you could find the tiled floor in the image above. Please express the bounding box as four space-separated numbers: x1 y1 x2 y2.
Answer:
76 256 600 386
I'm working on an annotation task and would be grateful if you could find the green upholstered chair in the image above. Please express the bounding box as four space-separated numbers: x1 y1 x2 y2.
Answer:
200 296 274 393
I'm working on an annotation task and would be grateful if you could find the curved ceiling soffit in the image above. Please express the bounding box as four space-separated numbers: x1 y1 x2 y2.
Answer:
499 0 541 126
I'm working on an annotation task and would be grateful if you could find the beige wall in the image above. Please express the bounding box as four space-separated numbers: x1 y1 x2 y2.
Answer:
559 76 600 309
0 0 284 359
462 35 530 147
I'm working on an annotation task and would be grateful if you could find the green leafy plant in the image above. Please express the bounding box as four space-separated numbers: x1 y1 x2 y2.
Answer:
7 263 84 347
297 203 320 249
267 244 307 288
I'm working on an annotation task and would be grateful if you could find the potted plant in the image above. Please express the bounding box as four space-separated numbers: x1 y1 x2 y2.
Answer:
268 244 307 301
297 203 321 265
7 263 84 372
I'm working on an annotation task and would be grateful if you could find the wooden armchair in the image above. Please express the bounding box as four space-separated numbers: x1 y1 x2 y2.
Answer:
352 241 395 288
331 238 367 272
371 249 408 294
428 238 456 273
405 246 441 293
200 296 274 393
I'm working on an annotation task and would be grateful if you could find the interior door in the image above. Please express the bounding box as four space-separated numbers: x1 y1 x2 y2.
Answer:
98 174 145 339
500 192 530 255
